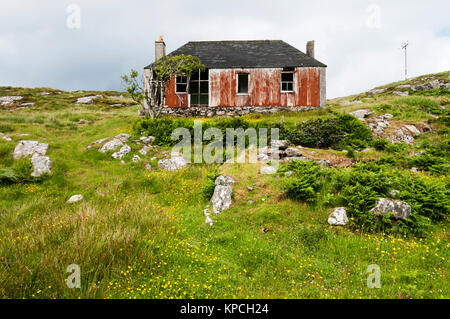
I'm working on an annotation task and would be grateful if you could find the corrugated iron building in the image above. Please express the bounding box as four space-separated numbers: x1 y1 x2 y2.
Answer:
144 38 327 113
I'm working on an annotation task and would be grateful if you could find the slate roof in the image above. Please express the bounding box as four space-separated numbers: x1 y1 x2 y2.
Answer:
145 40 326 69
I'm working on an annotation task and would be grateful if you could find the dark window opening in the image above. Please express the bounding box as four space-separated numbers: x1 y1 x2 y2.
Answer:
281 72 294 92
189 69 209 106
237 73 249 94
175 76 187 93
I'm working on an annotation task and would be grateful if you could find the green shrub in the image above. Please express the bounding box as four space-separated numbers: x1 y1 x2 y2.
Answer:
12 157 33 182
371 138 389 151
282 114 372 150
283 161 325 203
0 167 18 184
202 170 219 200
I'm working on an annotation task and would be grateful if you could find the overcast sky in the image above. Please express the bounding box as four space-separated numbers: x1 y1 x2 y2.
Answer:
0 0 449 98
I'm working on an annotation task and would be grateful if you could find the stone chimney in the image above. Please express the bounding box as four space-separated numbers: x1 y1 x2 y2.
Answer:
306 40 315 58
155 35 166 62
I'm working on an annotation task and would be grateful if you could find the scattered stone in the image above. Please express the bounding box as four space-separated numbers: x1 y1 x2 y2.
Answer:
342 100 363 106
205 216 214 226
285 148 303 157
393 91 409 96
39 92 51 96
2 136 12 141
77 119 88 125
271 140 290 150
115 133 131 143
247 186 254 192
396 84 411 89
31 154 53 177
13 140 48 160
151 157 157 161
284 171 294 177
140 136 155 145
402 125 421 135
76 95 103 104
120 160 126 165
261 166 277 175
370 198 412 220
67 194 83 203
411 167 419 173
248 200 254 204
112 144 131 159
328 207 349 226
392 128 415 144
388 190 400 198
85 137 109 150
366 114 392 136
257 153 270 163
349 109 373 121
316 160 331 167
138 148 148 155
20 103 35 107
216 176 236 186
0 96 23 106
132 155 141 162
158 155 188 171
368 88 386 95
144 163 154 171
99 139 123 153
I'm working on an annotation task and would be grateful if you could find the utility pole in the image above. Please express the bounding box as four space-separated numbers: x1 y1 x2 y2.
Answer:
401 41 409 80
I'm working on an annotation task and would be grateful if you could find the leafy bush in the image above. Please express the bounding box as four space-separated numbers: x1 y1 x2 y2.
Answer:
283 114 372 150
0 167 18 184
283 161 325 203
202 170 219 200
371 138 389 151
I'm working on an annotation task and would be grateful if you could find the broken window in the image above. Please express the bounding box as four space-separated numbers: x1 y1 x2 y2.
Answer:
175 76 187 93
237 73 249 94
281 72 294 92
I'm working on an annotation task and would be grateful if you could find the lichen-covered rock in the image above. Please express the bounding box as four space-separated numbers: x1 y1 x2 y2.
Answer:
132 155 141 162
158 156 188 171
67 194 83 203
328 207 349 226
85 137 109 150
368 88 385 95
349 109 373 121
0 96 23 106
31 154 53 177
140 136 155 145
99 138 123 153
211 185 233 213
342 100 363 106
393 91 409 96
76 95 103 104
13 140 48 160
215 175 235 186
261 166 277 175
115 133 131 143
370 198 412 220
112 144 131 159
271 140 290 150
284 148 303 157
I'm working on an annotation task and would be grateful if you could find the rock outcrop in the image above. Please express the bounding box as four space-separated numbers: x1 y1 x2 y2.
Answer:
13 140 49 160
30 154 53 177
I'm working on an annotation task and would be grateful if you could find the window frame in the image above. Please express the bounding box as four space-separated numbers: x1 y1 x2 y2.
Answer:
175 75 188 94
236 72 250 95
280 71 295 93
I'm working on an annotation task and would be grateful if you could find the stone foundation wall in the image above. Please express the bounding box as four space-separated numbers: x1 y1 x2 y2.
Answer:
158 106 320 117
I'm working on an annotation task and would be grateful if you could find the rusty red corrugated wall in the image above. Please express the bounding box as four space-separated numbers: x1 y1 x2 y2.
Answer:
165 67 322 108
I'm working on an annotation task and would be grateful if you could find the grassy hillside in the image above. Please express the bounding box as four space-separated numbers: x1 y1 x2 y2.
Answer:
0 71 449 299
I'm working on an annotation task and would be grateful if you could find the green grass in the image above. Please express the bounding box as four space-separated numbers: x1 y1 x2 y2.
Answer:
0 74 449 299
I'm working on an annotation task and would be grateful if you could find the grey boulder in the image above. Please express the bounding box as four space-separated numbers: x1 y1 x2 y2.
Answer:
13 140 48 160
99 138 123 153
31 154 53 177
328 207 349 226
370 198 412 220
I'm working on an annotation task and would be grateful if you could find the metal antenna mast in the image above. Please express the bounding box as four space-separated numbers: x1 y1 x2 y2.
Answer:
401 41 409 80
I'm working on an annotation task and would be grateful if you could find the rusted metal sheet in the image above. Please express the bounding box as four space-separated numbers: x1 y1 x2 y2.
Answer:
165 67 322 108
165 75 188 108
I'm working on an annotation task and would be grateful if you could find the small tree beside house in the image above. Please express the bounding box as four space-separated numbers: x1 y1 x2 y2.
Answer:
121 54 204 119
